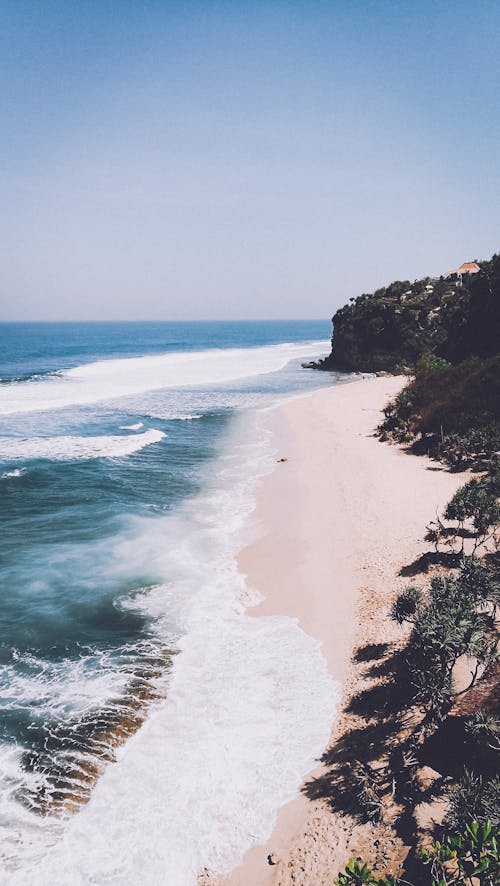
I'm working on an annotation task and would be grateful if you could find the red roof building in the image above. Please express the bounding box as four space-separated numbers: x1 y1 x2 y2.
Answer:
445 261 481 282
456 261 481 274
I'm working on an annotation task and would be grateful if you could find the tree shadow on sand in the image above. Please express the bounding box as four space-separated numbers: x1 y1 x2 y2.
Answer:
399 550 460 577
354 642 389 663
301 641 444 851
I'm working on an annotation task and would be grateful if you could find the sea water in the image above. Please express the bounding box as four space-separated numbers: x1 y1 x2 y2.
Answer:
0 321 344 885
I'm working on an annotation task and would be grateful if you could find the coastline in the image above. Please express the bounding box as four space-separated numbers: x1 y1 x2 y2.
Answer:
216 375 466 885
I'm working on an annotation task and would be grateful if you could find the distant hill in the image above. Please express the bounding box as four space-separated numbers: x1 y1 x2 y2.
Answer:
319 252 500 372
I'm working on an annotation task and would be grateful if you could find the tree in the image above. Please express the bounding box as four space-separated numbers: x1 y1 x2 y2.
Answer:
444 480 500 554
390 573 497 720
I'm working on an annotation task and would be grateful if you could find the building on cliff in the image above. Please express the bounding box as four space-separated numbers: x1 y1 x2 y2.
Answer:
446 261 481 285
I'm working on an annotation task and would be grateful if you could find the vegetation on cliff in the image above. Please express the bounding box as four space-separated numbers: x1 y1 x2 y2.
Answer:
379 356 500 469
320 252 500 373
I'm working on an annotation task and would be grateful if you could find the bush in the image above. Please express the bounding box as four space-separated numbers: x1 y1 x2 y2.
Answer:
446 772 500 832
337 820 500 884
464 712 500 754
390 586 422 624
421 819 500 884
334 859 398 885
428 477 500 556
393 572 497 719
456 559 500 613
378 355 500 465
438 423 500 468
416 356 500 436
444 480 500 552
416 352 451 377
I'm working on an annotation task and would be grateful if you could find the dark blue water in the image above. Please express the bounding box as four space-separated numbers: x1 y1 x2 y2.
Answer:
0 320 338 830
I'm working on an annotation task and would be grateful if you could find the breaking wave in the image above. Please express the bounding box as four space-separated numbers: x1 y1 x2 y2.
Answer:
0 340 328 415
0 429 165 462
1 467 27 478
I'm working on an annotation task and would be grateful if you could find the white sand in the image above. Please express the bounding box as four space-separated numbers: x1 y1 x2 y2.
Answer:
219 375 465 885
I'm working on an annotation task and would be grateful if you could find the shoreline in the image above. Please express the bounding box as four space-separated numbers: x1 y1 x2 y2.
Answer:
217 375 465 885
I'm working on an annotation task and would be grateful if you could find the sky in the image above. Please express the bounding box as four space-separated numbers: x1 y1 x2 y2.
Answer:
1 0 499 321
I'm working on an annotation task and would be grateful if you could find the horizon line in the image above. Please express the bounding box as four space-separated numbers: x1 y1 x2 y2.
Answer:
0 317 332 325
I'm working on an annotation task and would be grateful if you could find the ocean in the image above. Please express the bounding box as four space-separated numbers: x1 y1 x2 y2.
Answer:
0 321 344 885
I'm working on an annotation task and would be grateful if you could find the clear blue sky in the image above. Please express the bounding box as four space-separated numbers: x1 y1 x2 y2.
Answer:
1 0 499 321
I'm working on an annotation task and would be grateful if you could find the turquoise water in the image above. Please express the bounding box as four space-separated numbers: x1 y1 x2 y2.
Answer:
0 320 342 883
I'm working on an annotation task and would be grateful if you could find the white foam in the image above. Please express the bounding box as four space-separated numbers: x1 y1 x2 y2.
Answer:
157 413 202 421
0 341 329 415
119 422 144 430
0 468 26 478
0 429 165 462
1 411 339 885
140 411 203 422
0 648 141 720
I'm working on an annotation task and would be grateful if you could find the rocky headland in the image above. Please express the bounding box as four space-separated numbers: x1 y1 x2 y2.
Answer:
318 253 500 373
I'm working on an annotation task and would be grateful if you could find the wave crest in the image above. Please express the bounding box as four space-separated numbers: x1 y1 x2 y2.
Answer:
0 341 329 415
0 429 165 462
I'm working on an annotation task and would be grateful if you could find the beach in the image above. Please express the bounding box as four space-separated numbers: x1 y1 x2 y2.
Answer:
218 374 466 885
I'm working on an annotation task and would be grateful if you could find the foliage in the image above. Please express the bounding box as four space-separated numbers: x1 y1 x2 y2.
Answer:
334 859 398 885
426 473 499 558
335 821 500 884
416 352 451 377
391 567 498 720
438 424 500 469
483 457 500 497
379 355 500 463
444 480 500 552
420 819 500 885
352 761 385 822
389 586 422 624
464 711 500 753
456 558 500 613
446 772 500 831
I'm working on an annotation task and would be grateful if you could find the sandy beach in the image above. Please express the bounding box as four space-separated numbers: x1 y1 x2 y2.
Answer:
216 375 466 885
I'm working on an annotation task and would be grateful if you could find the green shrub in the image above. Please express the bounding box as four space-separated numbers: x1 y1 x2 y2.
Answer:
393 571 497 719
334 859 398 885
446 772 500 832
444 480 500 552
421 818 500 884
464 712 500 754
456 559 500 613
438 424 500 468
378 355 500 465
390 586 422 624
336 820 500 884
416 352 451 377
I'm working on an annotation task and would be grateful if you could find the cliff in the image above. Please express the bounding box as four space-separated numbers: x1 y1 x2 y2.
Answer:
319 253 500 372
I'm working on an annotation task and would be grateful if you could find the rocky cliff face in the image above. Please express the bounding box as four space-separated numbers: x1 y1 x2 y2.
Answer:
320 253 500 372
